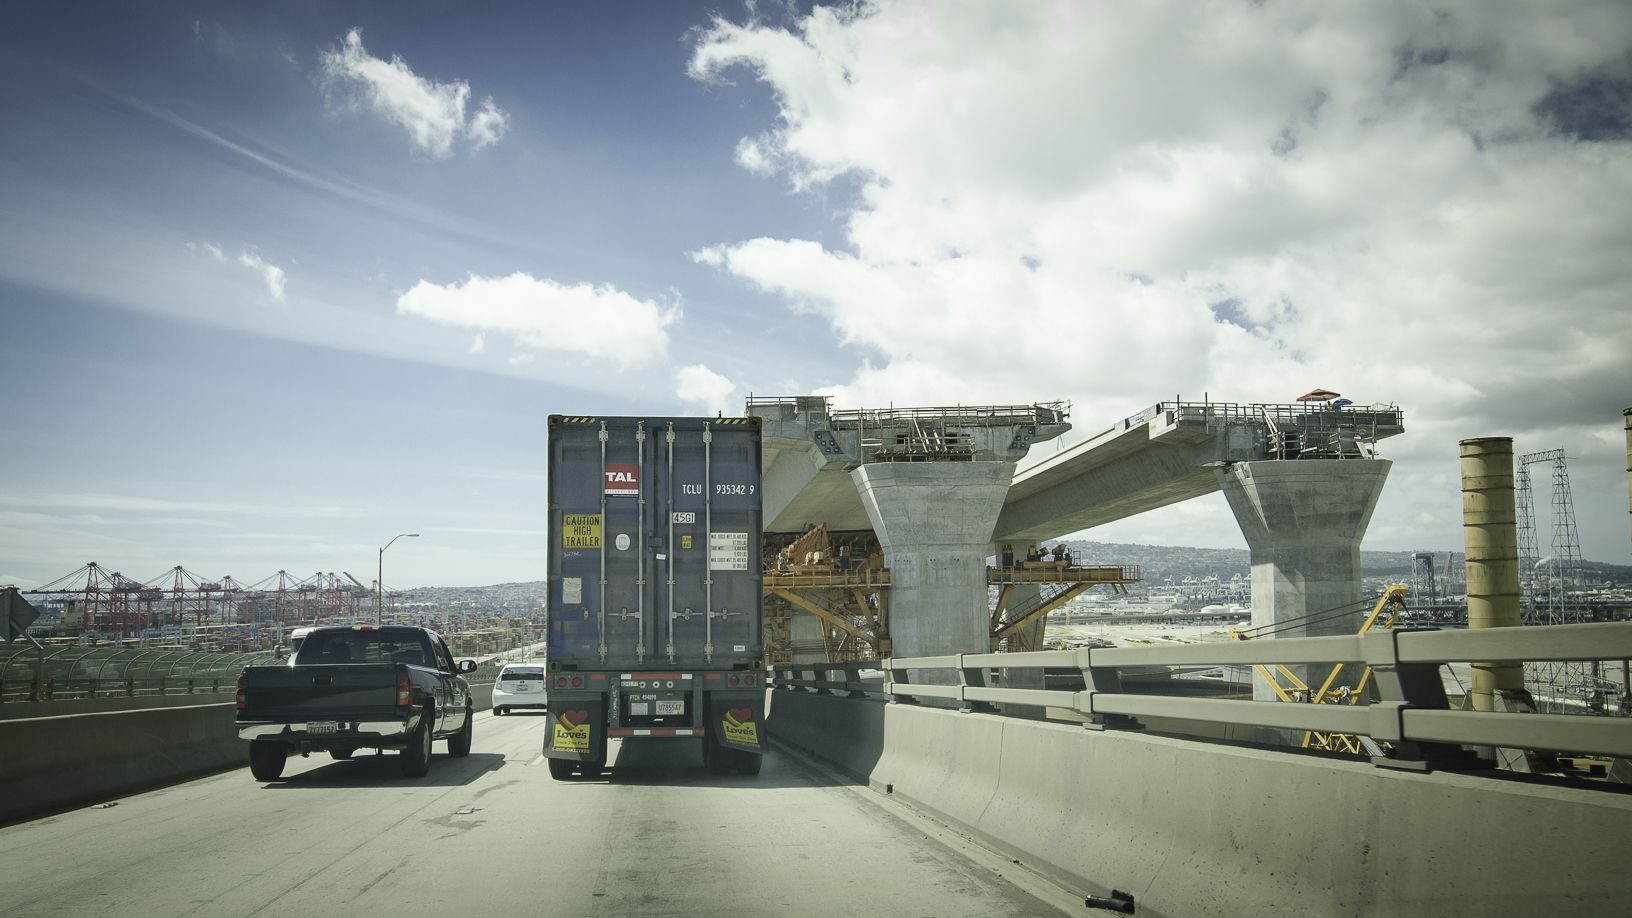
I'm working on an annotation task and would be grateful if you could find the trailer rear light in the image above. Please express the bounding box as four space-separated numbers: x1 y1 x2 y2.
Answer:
570 676 583 688
729 675 741 686
743 674 755 686
397 670 412 706
236 674 246 709
555 676 567 688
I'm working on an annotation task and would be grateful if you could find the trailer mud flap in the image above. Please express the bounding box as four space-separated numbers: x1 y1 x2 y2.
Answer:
710 697 764 753
546 700 603 760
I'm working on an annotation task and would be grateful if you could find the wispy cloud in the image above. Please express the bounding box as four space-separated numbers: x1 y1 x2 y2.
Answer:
237 250 286 300
320 28 510 158
0 492 361 519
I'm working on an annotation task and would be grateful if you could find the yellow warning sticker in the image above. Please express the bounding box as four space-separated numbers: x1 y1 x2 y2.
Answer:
563 515 601 549
681 535 692 549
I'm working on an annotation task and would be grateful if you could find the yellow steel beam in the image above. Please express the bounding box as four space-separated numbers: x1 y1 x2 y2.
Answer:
770 589 873 642
991 582 1091 644
989 585 1015 630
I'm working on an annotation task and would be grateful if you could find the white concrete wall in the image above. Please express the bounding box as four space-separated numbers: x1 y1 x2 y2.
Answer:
769 689 1632 918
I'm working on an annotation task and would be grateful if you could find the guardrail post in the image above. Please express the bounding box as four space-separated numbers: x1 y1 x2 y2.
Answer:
29 675 40 702
1075 649 1142 731
884 660 918 705
811 665 833 696
126 677 135 697
846 663 870 698
957 655 997 713
1364 628 1489 772
88 678 98 699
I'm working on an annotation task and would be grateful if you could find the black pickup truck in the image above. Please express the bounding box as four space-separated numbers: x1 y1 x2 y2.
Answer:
236 625 477 780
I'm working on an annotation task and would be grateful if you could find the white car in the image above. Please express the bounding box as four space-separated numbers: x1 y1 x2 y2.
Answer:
492 664 548 715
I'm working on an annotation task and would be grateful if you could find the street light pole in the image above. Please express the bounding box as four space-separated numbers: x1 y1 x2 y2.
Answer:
377 533 419 625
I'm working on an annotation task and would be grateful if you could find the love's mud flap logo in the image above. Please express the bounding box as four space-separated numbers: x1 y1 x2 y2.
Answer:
720 708 759 747
553 710 591 753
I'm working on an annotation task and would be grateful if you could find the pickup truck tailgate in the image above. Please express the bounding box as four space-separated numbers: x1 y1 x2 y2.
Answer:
244 664 400 711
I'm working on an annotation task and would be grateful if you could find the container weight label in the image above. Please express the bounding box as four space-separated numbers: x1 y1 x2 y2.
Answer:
709 532 750 570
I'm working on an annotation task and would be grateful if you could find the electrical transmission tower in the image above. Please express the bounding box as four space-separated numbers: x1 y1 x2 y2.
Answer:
1409 551 1439 613
1515 449 1608 713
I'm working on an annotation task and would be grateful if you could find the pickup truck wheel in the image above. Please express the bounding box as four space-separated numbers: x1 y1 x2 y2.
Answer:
249 742 287 781
446 707 473 758
399 707 434 778
546 757 576 780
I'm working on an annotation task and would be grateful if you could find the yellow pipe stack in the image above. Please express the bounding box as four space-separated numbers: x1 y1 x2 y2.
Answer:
1460 437 1524 712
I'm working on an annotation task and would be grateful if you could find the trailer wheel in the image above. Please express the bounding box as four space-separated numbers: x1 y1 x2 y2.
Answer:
734 749 764 776
249 742 287 781
581 758 604 779
447 706 473 758
705 740 732 776
400 706 433 778
547 757 576 780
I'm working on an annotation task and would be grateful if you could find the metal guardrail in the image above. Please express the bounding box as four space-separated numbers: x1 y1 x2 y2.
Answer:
0 676 235 702
773 621 1632 767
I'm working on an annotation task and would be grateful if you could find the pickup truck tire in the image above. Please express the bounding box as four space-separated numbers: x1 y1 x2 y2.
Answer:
446 707 473 757
249 742 287 781
547 757 576 780
400 707 434 778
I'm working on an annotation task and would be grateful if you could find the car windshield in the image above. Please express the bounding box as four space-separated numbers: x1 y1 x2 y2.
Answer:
297 631 434 667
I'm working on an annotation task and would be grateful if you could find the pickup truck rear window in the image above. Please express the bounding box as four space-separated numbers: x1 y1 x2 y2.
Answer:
298 632 435 667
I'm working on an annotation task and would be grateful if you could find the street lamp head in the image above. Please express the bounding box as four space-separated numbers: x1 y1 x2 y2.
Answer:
406 533 419 537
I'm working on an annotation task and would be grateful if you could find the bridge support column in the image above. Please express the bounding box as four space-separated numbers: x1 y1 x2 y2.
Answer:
854 462 1014 679
1218 459 1391 735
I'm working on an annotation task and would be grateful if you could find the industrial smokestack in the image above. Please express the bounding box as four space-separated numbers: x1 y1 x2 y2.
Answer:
1624 408 1631 546
1460 437 1524 712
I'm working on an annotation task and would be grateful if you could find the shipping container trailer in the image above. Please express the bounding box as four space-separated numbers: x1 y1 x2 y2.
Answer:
543 414 765 779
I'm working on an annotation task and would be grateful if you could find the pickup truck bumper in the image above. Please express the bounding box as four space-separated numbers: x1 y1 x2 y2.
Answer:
238 718 413 742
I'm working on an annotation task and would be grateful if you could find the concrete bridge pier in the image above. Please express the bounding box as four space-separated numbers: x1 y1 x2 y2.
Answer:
854 462 1014 688
1218 459 1392 734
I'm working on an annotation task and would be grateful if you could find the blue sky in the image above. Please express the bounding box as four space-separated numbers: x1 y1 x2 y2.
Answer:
3 1 1630 588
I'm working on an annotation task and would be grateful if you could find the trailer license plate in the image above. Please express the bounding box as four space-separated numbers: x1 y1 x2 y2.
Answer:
656 700 684 716
306 721 339 734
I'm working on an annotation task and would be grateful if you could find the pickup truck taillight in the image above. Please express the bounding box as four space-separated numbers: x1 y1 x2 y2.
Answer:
236 674 246 710
397 670 411 706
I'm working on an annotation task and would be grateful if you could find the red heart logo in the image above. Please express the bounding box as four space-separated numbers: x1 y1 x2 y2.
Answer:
727 708 752 725
560 710 588 728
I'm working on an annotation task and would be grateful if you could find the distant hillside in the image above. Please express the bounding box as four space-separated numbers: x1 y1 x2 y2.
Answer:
1051 541 1632 587
407 547 1632 592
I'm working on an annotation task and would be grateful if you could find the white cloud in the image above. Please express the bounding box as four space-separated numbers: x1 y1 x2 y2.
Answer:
320 28 510 158
237 251 286 300
689 1 1632 555
675 363 738 415
396 272 678 368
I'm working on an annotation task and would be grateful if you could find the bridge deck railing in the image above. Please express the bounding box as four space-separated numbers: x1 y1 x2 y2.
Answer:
773 621 1632 767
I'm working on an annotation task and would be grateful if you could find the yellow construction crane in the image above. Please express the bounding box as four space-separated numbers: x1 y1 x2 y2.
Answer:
1228 584 1408 755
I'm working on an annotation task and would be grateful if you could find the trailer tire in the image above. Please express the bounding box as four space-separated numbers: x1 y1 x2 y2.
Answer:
705 740 732 776
581 758 604 779
400 706 433 778
547 758 576 780
447 707 473 758
734 749 764 776
249 742 287 781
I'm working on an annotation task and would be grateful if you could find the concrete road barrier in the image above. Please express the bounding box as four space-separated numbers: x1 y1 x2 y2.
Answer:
3 681 497 825
769 690 1632 918
0 703 243 825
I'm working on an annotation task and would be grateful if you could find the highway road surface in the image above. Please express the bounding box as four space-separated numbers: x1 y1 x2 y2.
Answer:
0 709 1078 918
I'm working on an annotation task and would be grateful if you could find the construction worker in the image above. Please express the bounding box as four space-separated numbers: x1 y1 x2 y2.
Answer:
1001 543 1015 568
